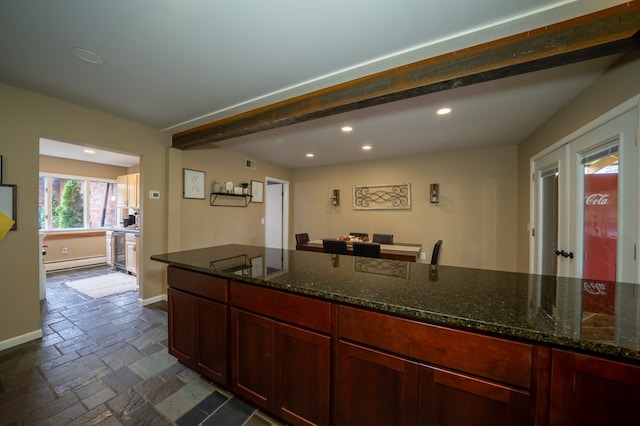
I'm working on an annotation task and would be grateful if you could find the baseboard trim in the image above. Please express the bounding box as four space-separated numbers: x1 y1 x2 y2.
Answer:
45 256 107 272
138 293 167 307
0 329 43 352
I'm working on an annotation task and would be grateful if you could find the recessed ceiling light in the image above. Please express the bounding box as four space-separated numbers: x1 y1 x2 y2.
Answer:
84 149 96 154
437 107 452 115
72 47 104 65
306 153 315 158
362 145 372 151
341 126 353 132
273 138 284 144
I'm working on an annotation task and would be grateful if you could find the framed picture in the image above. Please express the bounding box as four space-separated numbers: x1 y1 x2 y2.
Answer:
251 180 263 203
183 169 205 199
0 184 17 231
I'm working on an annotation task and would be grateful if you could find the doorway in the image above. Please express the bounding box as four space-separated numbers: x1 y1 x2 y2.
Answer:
264 177 289 250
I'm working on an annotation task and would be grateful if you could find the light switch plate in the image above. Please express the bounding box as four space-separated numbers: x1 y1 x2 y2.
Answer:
149 190 160 200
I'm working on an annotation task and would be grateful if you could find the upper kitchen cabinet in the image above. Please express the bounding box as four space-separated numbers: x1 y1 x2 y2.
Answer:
117 173 139 208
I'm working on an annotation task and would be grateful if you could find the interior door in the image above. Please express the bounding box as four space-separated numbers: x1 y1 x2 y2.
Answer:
531 107 638 341
532 108 637 282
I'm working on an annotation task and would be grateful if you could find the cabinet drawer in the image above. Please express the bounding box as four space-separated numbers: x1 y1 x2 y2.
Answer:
339 306 532 388
168 266 228 302
230 281 331 334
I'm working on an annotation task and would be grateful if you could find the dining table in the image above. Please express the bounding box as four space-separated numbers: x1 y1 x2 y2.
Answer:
296 239 422 262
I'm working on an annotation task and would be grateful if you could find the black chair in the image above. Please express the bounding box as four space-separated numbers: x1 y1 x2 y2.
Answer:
350 232 369 238
372 233 394 244
295 233 310 245
322 239 348 254
352 242 381 258
430 240 443 265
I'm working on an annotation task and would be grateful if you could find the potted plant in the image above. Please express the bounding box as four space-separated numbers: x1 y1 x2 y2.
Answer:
240 182 250 195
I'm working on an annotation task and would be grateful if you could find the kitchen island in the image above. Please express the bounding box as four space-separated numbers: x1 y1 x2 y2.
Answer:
152 244 640 426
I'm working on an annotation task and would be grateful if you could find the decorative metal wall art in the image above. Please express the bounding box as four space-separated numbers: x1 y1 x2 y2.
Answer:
353 183 411 210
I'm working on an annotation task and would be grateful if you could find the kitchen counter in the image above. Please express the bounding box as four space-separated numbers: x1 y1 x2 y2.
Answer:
106 227 139 234
151 244 640 364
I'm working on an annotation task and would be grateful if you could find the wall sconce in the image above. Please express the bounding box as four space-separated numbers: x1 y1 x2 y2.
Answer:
430 183 439 204
331 189 340 206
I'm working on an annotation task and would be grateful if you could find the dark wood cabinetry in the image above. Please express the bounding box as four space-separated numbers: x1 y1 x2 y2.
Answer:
167 267 228 385
230 281 331 426
164 265 640 426
549 349 640 426
336 305 533 426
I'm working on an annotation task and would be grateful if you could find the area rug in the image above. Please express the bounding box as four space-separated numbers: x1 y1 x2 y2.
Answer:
66 273 138 298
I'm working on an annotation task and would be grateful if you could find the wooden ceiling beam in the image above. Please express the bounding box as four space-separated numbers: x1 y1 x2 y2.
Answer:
173 1 640 150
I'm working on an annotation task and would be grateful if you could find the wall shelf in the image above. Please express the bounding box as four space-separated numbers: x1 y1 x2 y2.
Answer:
210 192 252 207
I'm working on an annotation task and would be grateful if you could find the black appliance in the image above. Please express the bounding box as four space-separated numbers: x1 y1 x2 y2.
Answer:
112 231 126 271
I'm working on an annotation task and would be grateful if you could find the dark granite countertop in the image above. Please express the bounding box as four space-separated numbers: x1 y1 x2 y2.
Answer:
151 244 640 364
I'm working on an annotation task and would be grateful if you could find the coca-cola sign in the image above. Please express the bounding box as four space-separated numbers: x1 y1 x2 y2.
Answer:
585 193 609 205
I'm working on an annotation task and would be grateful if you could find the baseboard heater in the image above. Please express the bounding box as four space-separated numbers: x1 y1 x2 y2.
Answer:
44 256 107 272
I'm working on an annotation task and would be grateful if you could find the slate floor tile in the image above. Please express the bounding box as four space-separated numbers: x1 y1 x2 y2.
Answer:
0 266 287 426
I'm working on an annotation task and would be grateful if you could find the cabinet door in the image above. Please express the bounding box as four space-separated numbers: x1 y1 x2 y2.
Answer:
231 308 274 408
195 297 227 385
125 240 136 275
105 232 113 266
167 288 194 365
275 322 330 426
128 173 139 208
418 365 530 426
550 349 640 426
116 175 128 207
336 340 418 426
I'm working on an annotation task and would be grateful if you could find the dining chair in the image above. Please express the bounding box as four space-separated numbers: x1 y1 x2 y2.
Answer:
322 239 348 254
372 233 394 244
295 233 310 245
352 242 381 258
430 240 443 265
350 232 369 238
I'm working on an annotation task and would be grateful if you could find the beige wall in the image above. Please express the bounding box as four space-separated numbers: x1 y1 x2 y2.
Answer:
516 52 640 272
0 82 170 347
44 233 106 264
40 155 128 178
293 145 518 271
176 148 292 250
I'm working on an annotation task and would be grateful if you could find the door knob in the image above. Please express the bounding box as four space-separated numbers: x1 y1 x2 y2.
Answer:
555 250 574 259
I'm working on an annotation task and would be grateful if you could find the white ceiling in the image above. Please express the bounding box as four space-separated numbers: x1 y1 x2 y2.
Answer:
0 0 630 168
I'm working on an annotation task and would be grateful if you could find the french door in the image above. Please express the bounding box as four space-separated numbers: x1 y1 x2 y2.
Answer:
532 107 638 283
531 106 639 345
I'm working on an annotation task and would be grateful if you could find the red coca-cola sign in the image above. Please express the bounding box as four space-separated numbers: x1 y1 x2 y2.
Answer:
585 193 610 205
582 174 617 314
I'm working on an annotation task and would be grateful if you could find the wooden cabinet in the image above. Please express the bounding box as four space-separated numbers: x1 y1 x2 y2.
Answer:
125 233 137 275
167 267 228 385
230 281 331 426
549 349 640 426
336 340 418 426
105 231 113 267
418 364 530 426
163 265 640 426
336 306 533 426
117 173 139 208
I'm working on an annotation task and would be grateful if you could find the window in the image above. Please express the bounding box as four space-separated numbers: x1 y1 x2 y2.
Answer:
39 173 117 230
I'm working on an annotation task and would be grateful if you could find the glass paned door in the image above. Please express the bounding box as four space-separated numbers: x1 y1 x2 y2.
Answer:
532 107 638 343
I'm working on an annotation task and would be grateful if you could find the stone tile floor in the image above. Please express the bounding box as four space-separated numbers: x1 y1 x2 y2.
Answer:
0 266 285 425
